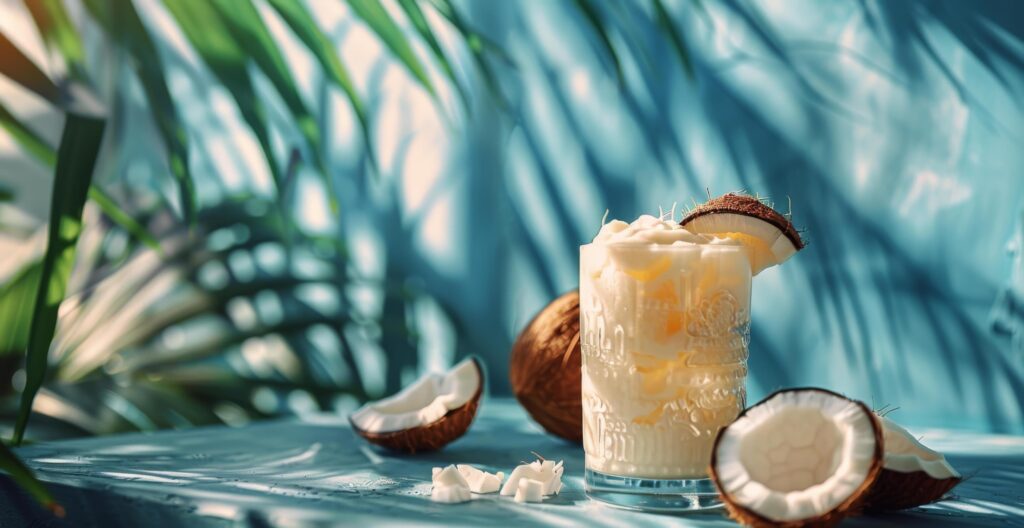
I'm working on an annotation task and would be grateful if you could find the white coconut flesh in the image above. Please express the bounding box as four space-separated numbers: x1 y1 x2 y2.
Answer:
880 417 959 478
684 213 799 272
500 459 564 497
714 390 880 522
350 358 481 434
431 465 472 503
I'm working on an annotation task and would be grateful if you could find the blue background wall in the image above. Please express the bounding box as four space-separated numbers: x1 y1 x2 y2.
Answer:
1 0 1022 435
453 0 1024 432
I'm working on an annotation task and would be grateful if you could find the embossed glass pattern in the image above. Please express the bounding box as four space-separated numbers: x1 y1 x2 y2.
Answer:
580 243 751 480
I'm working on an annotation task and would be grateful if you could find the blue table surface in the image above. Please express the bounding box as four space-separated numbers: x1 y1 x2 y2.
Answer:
3 398 1023 527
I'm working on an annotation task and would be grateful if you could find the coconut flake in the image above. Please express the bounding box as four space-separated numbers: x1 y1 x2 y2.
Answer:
457 464 505 494
432 484 471 504
431 465 472 504
500 459 564 497
433 465 470 488
513 478 544 503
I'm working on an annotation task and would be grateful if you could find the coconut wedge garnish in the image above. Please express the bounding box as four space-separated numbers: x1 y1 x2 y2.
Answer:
710 388 883 528
862 417 961 511
681 193 804 276
349 357 484 453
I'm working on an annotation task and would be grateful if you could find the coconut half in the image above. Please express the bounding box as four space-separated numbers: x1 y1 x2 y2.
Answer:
710 388 883 528
681 193 805 275
349 357 484 453
862 417 961 511
510 290 582 443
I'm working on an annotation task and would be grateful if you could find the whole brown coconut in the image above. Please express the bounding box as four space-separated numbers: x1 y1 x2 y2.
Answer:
510 290 582 443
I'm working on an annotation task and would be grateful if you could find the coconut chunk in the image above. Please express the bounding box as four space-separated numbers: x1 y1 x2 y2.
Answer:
433 465 470 488
349 357 484 452
862 417 961 511
514 478 545 503
457 464 505 494
711 388 882 527
499 459 564 497
878 417 958 479
432 484 471 504
430 465 472 504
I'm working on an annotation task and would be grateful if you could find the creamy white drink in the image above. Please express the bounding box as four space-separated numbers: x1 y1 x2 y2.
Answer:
580 215 751 478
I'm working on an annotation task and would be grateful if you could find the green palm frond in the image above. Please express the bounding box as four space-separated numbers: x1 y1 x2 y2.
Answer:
12 112 106 445
0 0 485 512
0 99 158 250
397 0 468 107
348 0 436 96
15 194 407 435
265 0 373 162
160 0 287 195
0 102 55 166
0 440 61 516
0 32 63 104
24 0 87 82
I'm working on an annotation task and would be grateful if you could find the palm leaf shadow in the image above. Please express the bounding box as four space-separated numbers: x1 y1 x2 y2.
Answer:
694 53 1023 428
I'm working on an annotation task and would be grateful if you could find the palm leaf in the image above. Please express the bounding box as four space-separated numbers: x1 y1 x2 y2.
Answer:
264 0 376 171
0 102 55 165
427 0 506 107
347 0 436 95
0 101 159 251
160 0 287 198
209 0 325 169
266 0 366 122
86 187 161 253
24 0 88 82
81 0 196 224
12 112 106 445
0 262 42 357
0 32 62 104
396 0 469 107
0 440 62 516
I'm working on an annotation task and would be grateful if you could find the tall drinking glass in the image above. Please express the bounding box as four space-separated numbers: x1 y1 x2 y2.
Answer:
580 242 751 511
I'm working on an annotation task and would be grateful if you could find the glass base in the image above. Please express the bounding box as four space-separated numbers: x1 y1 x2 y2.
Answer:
585 468 724 512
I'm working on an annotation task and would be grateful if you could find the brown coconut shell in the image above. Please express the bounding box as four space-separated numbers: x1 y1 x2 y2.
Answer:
510 290 583 443
681 193 805 250
709 387 885 528
862 468 960 512
864 415 962 511
349 358 484 454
